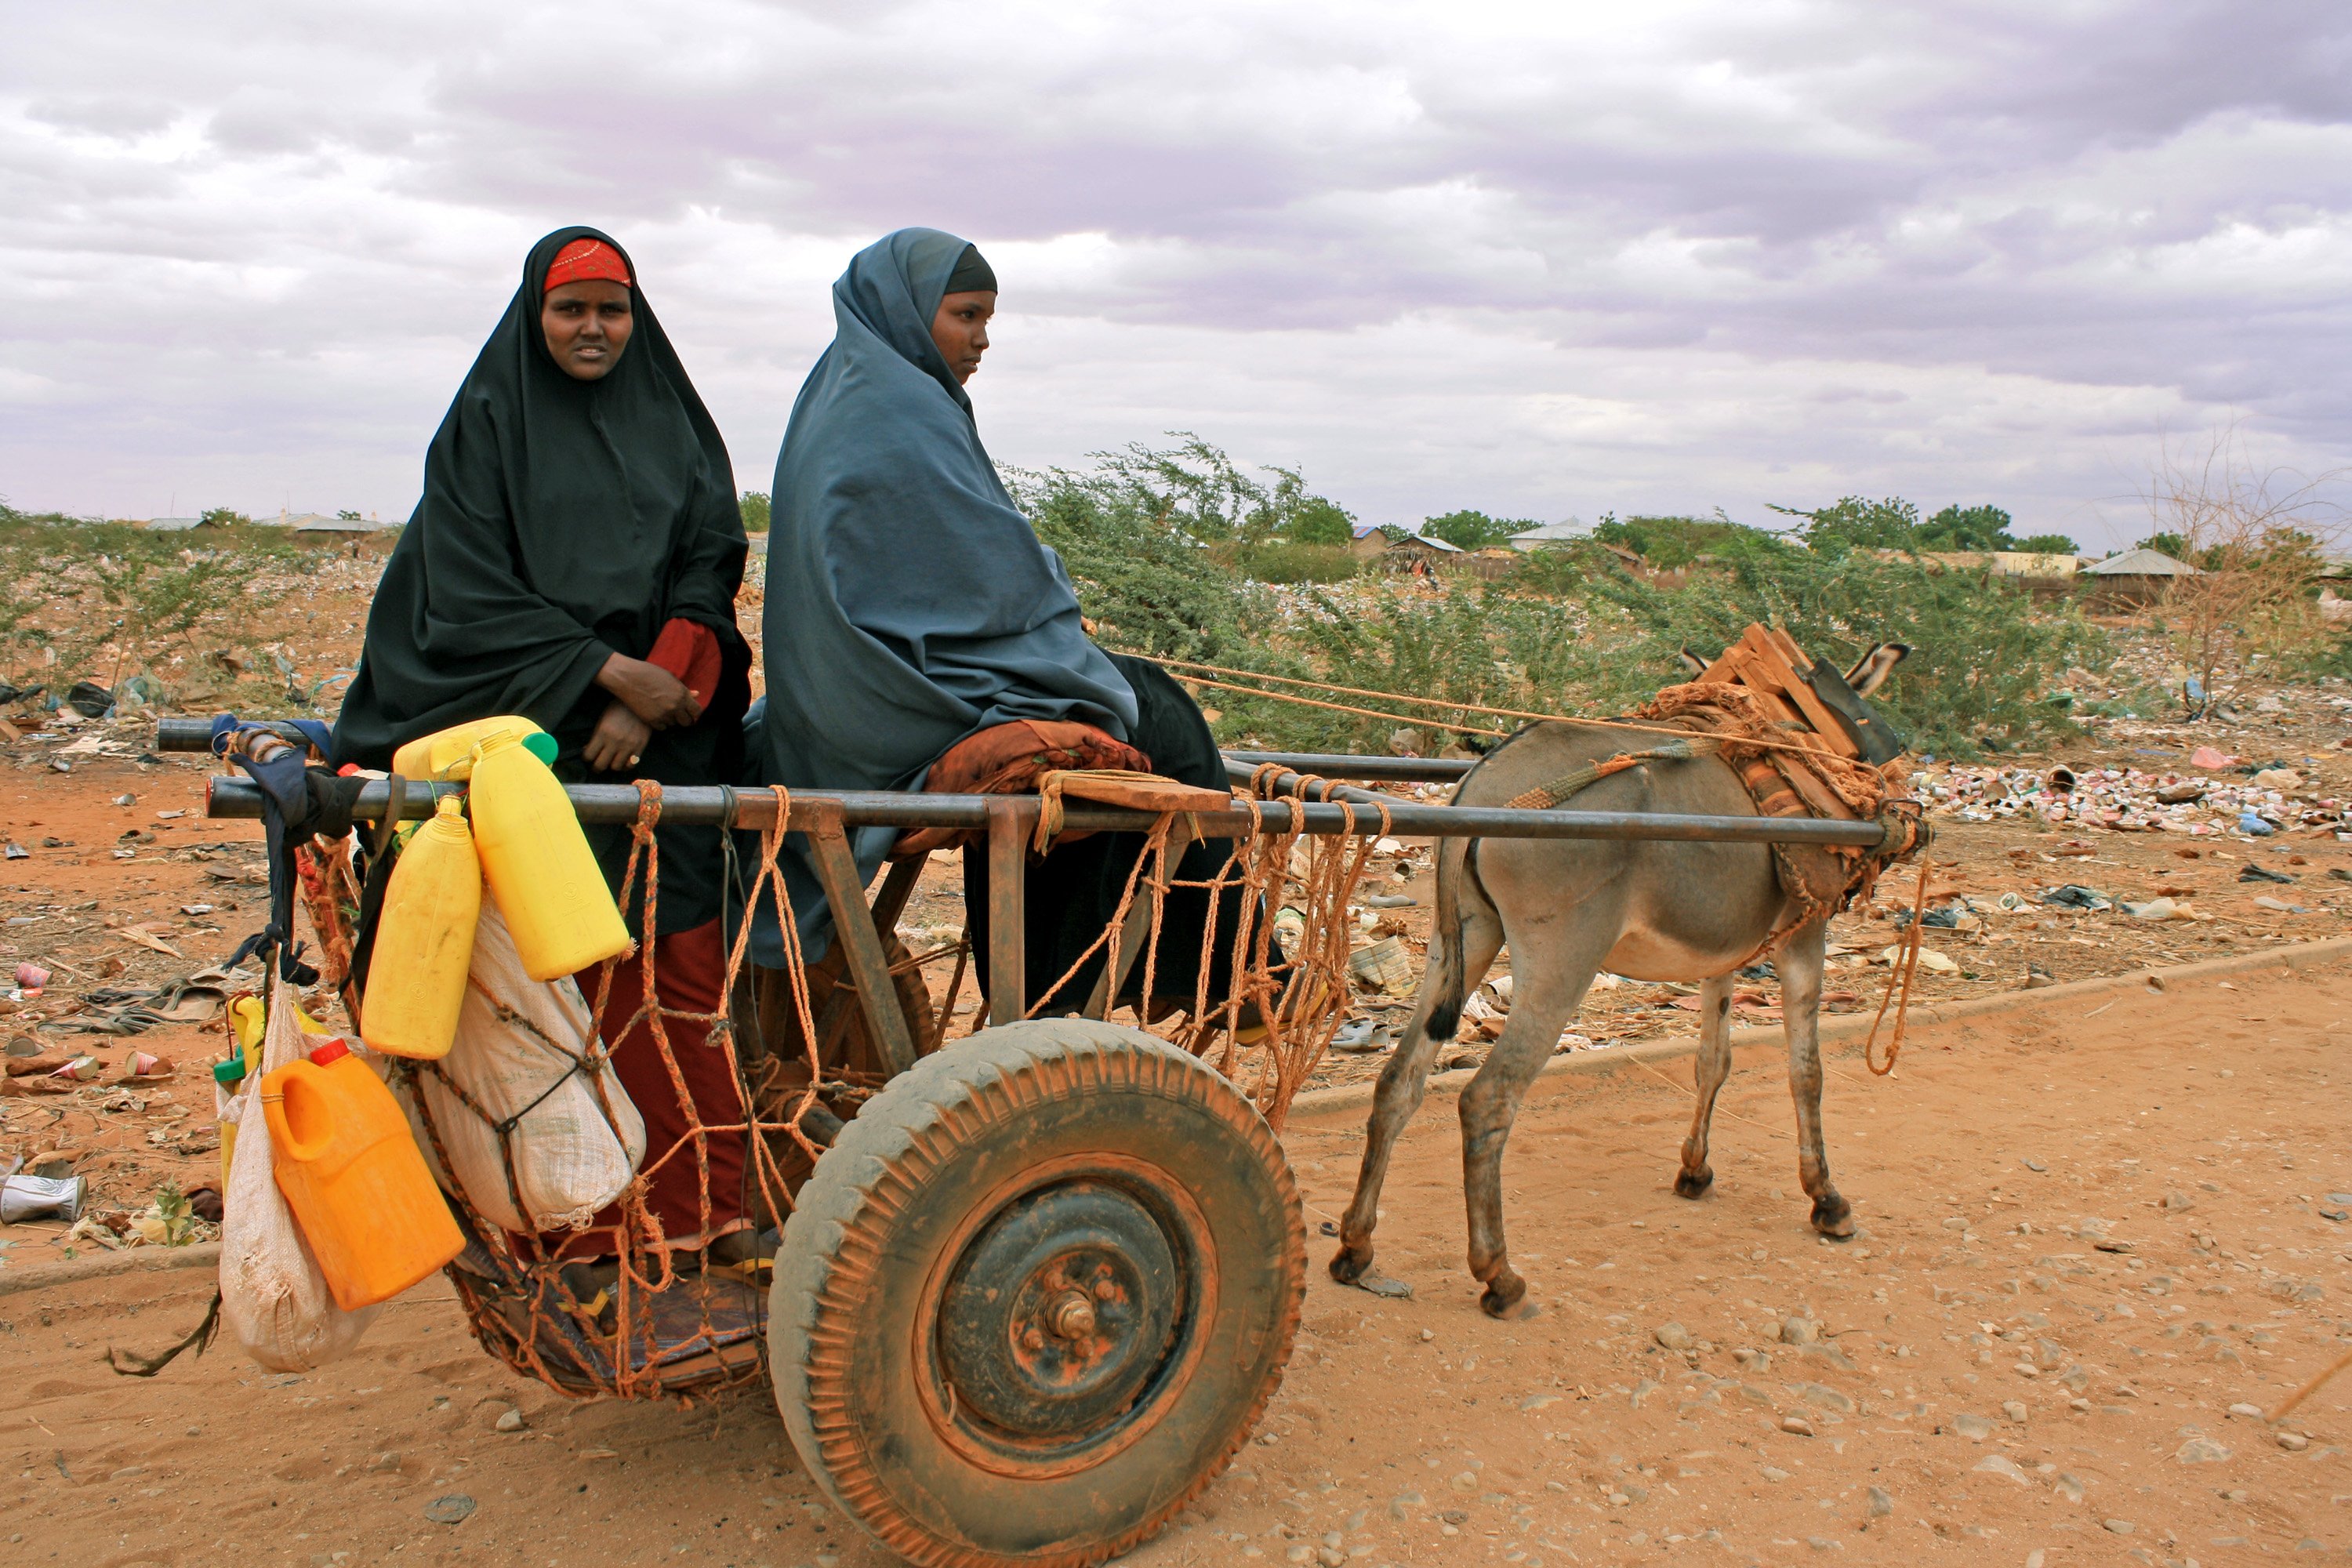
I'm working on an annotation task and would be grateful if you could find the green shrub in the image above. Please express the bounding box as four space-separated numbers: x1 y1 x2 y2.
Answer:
1592 511 1771 567
1572 541 2108 756
1221 542 1359 584
739 491 771 532
1422 510 1529 551
1011 463 1251 661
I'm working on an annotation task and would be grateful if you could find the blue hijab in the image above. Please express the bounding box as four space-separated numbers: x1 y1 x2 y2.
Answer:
752 227 1136 955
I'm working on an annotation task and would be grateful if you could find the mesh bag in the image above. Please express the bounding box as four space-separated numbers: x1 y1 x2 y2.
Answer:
219 972 381 1371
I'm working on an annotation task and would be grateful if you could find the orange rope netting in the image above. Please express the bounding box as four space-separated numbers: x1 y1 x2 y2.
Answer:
295 771 1381 1401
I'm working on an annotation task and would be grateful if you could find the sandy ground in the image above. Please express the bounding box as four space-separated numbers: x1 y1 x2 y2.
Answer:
5 953 2347 1566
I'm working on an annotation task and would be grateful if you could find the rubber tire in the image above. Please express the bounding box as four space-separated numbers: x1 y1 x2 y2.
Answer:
769 1018 1303 1568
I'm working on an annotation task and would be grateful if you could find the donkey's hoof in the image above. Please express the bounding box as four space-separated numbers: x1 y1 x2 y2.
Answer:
1478 1269 1527 1319
1810 1196 1856 1239
1331 1247 1413 1297
1674 1167 1715 1200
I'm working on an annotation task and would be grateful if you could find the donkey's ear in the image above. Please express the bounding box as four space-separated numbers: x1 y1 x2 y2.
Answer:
1676 645 1713 678
1844 642 1911 695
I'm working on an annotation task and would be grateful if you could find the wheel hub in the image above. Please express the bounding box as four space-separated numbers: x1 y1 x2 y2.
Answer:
937 1178 1182 1446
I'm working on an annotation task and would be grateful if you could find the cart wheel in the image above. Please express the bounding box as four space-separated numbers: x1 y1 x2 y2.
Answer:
770 1018 1303 1568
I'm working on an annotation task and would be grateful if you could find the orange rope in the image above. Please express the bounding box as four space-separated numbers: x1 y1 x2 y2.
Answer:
2269 1345 2352 1423
1861 852 1934 1075
1146 655 1887 762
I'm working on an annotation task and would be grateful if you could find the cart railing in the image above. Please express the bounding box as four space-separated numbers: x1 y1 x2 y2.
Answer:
158 719 1892 1046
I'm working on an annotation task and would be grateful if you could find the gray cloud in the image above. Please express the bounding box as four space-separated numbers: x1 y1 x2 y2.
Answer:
2 0 2347 544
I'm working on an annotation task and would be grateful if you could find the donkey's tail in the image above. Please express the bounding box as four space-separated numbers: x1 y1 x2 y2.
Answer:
1422 834 1486 1042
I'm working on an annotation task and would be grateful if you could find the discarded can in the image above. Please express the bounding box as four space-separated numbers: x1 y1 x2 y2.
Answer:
49 1055 102 1080
14 963 49 990
1 1172 87 1224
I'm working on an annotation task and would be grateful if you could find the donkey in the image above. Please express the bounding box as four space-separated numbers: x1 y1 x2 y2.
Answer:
1330 644 1911 1316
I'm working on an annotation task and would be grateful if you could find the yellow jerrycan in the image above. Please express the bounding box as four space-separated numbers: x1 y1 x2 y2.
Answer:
390 715 547 782
466 728 630 981
362 795 482 1059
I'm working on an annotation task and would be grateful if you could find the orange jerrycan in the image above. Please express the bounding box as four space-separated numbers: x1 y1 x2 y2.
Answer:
263 1039 463 1311
362 794 482 1059
467 728 630 981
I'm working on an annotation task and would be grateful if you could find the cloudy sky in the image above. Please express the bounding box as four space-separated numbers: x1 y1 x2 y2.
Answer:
4 0 2347 546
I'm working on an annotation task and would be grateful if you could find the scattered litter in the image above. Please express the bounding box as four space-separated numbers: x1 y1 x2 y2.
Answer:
1365 893 1418 909
16 963 49 990
2118 898 2196 922
1330 1018 1388 1054
1 1165 87 1222
1877 947 1960 975
2038 885 2112 912
2189 746 2239 771
2 843 25 860
423 1495 477 1526
1918 759 2328 836
2238 864 2294 884
1348 937 1414 995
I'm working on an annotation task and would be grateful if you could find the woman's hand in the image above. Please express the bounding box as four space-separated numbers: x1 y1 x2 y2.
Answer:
584 701 654 774
596 653 702 729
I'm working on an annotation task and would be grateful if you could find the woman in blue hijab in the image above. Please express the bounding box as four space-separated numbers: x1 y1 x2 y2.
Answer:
757 228 1247 1016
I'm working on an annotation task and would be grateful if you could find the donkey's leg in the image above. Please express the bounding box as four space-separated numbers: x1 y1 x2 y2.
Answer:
1778 920 1852 1238
1673 973 1737 1199
1332 850 1505 1295
1458 934 1606 1318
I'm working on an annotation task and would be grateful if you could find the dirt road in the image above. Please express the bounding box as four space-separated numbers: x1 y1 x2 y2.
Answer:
5 956 2348 1566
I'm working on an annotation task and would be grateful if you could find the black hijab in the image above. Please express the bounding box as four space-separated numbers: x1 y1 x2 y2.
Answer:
333 225 749 770
334 226 750 935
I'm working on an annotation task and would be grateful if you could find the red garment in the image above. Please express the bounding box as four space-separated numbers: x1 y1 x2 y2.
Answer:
645 617 721 710
543 238 633 292
558 918 748 1255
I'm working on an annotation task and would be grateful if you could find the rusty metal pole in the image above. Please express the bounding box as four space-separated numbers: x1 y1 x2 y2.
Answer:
797 799 919 1079
984 797 1034 1025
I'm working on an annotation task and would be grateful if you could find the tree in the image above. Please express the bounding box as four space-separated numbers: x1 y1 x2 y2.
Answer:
1592 512 1766 568
2012 532 2079 555
199 506 251 528
1421 510 1526 550
1287 497 1353 545
1767 495 1922 553
739 491 771 533
2138 426 2348 690
1918 504 2013 550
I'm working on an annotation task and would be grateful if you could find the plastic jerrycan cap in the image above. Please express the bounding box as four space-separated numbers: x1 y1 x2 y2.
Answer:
213 1055 248 1086
307 1038 352 1068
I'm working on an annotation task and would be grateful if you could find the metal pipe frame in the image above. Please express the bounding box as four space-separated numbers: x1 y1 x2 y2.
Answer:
1221 750 1474 782
194 774 1887 849
169 719 1888 1047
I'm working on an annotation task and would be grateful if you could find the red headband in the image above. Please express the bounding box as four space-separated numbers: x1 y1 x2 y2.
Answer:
544 238 633 293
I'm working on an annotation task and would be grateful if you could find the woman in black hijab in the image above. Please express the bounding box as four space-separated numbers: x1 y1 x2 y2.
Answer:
335 226 754 1258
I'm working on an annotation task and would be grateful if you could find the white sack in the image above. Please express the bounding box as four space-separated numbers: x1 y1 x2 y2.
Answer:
398 903 644 1234
220 973 379 1371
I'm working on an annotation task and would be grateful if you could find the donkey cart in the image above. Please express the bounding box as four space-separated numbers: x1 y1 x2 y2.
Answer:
163 717 1902 1568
